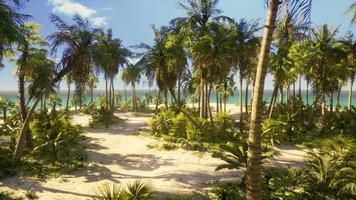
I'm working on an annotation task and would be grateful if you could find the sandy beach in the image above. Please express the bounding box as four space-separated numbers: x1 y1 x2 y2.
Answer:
0 106 306 199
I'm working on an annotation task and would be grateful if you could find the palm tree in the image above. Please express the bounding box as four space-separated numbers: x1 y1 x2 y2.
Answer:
15 23 47 121
14 14 100 160
246 0 312 199
121 63 142 110
176 0 230 118
307 25 340 114
138 26 171 109
93 29 129 110
13 48 55 160
230 19 259 124
338 33 356 110
0 0 30 68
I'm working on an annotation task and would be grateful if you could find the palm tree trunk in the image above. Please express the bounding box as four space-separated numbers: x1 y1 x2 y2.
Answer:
245 84 249 116
105 78 108 109
164 89 168 109
66 84 70 110
90 88 93 103
13 93 42 160
124 82 127 101
348 78 354 110
197 88 201 114
208 86 213 122
239 74 243 124
205 82 209 119
19 74 27 121
200 80 205 118
109 79 112 110
132 82 136 110
246 0 279 199
329 92 334 113
336 86 341 111
268 84 278 119
155 90 160 111
219 94 223 112
306 79 309 106
216 89 219 113
177 76 181 103
111 78 115 110
321 92 326 115
18 73 33 148
298 74 302 98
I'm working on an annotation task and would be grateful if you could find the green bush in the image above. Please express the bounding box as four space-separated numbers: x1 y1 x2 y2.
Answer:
93 180 154 200
30 110 84 164
90 108 122 128
209 180 245 200
148 108 236 143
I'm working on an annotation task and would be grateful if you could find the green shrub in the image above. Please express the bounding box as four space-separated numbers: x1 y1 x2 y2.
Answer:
148 109 237 143
209 180 245 200
93 180 154 200
30 110 84 164
90 108 122 128
148 109 175 136
25 189 38 200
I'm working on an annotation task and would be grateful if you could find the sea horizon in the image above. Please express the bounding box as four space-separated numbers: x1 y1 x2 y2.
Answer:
1 89 355 107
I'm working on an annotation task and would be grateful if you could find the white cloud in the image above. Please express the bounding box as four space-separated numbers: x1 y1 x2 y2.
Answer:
48 0 107 26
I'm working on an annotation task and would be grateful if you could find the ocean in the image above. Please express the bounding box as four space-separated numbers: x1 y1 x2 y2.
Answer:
0 89 355 108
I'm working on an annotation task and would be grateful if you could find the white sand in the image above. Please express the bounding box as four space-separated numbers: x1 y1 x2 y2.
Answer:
0 107 306 199
0 112 239 199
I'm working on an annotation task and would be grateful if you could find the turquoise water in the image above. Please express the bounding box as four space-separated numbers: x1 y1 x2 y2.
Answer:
0 89 355 108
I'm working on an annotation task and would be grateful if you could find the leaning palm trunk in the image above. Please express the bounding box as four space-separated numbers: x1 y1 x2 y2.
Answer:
348 78 354 110
18 73 33 148
268 84 279 118
19 74 27 121
13 92 43 160
246 0 279 199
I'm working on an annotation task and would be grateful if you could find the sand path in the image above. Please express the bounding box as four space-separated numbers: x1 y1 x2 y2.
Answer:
0 111 306 199
1 112 239 199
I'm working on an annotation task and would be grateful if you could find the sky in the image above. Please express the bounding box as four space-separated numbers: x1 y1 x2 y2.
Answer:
0 0 355 91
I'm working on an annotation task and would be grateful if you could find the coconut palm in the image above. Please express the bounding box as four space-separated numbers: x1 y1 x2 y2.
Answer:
0 0 30 68
138 26 172 108
338 33 356 110
307 25 341 114
246 0 312 199
121 63 142 110
93 29 129 110
230 19 260 124
14 14 100 160
15 23 47 121
13 48 55 160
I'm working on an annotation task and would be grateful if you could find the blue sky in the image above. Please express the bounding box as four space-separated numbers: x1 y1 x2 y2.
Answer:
0 0 355 91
